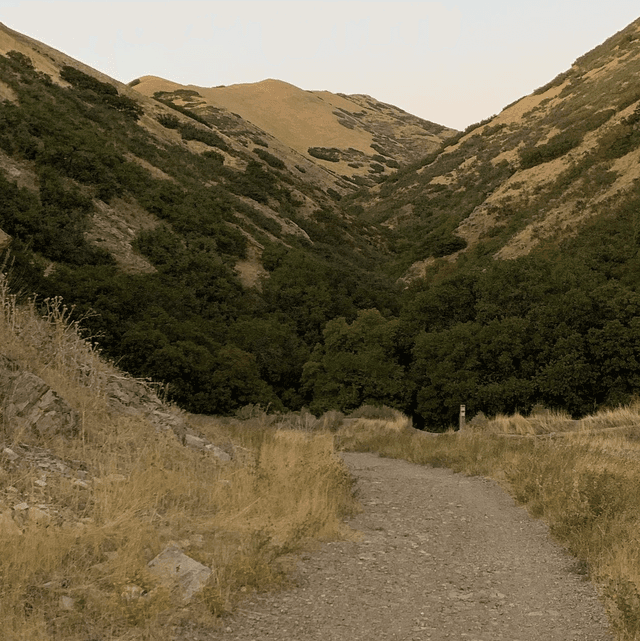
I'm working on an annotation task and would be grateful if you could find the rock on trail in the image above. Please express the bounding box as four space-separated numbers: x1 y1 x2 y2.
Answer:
212 452 612 641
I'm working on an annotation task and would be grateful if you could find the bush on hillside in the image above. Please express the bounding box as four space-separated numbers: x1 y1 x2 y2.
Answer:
254 147 286 169
519 131 582 169
308 147 341 162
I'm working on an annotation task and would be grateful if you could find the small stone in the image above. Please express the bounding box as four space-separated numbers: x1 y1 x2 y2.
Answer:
148 545 212 603
72 479 89 489
3 447 19 461
60 596 75 610
34 479 47 488
206 444 232 461
185 434 207 449
189 534 205 547
13 502 29 511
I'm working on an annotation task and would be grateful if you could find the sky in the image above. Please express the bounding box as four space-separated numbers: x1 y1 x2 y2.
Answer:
2 1 640 130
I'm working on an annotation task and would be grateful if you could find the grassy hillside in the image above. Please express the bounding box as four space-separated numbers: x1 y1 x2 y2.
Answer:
0 269 358 640
0 24 402 416
133 76 455 189
354 17 640 274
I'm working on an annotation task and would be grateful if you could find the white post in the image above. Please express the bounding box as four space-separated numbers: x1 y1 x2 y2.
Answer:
459 404 466 432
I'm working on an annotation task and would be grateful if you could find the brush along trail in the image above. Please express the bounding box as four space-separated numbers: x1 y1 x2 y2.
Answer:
209 452 612 641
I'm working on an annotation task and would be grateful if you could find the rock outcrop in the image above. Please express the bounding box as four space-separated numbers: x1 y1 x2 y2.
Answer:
0 354 79 439
104 374 187 442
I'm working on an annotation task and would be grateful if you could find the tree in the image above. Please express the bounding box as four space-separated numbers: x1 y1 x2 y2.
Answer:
302 309 409 414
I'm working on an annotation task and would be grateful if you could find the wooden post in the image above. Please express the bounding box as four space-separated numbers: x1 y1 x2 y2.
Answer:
459 404 466 432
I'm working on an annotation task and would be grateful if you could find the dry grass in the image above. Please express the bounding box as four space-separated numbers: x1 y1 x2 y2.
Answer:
0 272 359 640
336 408 640 640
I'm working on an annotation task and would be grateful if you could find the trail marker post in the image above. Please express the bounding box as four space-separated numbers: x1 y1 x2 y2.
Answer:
459 404 466 432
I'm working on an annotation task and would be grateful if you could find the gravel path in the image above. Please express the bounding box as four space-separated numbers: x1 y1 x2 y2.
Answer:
212 452 613 641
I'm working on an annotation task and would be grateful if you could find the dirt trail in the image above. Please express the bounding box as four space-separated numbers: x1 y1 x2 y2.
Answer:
211 452 613 641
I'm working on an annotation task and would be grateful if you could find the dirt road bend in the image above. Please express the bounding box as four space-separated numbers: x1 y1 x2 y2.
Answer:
213 452 613 641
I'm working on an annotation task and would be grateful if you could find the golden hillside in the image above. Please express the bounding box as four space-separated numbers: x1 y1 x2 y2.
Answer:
133 75 455 187
355 18 640 280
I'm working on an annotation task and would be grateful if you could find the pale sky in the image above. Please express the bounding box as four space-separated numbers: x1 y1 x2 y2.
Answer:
2 1 639 130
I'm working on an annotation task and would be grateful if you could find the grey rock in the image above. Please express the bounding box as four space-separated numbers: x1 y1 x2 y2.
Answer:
185 433 207 449
147 545 212 603
0 355 79 439
185 432 232 462
2 447 19 461
206 443 232 462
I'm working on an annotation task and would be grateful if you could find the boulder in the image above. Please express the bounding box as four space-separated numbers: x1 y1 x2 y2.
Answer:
147 545 212 603
0 355 79 439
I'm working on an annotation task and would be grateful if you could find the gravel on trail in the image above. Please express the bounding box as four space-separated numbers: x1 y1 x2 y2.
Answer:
211 452 613 641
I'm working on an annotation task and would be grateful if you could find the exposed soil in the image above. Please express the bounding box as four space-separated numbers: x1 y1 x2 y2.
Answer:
207 452 613 641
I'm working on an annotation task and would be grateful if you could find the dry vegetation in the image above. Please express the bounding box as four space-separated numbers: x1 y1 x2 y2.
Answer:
0 271 358 640
337 408 640 640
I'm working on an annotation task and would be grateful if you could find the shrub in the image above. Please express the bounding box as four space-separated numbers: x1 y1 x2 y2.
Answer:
60 65 117 96
202 150 224 165
432 233 467 257
308 147 341 162
370 143 389 157
60 65 143 120
519 132 582 169
180 123 228 150
152 93 212 127
157 114 180 129
253 147 286 169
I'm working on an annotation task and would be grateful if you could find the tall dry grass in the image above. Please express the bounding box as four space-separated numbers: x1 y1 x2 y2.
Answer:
0 272 359 640
337 408 640 640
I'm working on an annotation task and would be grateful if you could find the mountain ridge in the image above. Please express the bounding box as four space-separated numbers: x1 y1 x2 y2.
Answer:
132 74 455 189
4 19 640 427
